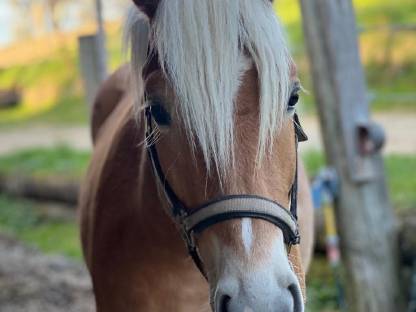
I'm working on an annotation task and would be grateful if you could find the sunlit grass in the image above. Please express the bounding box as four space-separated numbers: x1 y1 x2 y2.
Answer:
0 86 57 123
275 0 416 30
0 24 123 127
0 48 85 125
274 0 416 112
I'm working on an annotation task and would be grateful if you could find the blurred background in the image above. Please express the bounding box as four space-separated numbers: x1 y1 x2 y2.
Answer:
0 1 414 311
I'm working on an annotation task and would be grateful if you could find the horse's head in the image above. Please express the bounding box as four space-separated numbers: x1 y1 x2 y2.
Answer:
129 1 306 311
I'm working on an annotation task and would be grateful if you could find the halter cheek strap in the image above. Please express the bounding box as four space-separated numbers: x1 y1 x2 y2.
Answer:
145 105 307 278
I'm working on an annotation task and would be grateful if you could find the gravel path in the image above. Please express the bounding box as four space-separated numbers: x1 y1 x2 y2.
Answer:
0 234 94 312
0 113 414 155
0 126 91 155
296 112 416 155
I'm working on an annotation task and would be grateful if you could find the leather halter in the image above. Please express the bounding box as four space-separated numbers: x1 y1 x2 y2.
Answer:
145 105 308 278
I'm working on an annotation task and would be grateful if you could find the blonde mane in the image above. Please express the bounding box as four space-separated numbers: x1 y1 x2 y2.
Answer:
125 0 292 177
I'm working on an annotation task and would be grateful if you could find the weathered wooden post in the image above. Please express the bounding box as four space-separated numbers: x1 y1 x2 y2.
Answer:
78 0 107 109
94 0 107 81
78 35 106 108
298 1 404 311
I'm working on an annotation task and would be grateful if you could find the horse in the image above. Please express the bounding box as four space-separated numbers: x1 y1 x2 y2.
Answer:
79 1 314 311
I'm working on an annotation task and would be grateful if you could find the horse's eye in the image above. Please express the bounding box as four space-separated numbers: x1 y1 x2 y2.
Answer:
150 101 171 126
287 92 299 111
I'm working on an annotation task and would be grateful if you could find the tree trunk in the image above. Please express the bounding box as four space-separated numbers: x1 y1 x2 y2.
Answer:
298 1 404 311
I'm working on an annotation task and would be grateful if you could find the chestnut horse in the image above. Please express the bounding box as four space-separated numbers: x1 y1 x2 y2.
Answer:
79 1 314 311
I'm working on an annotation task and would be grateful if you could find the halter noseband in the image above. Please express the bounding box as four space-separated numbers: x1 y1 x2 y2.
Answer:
145 105 308 278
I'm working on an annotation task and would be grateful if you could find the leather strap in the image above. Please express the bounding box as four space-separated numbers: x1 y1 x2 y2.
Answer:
184 195 300 245
145 107 188 219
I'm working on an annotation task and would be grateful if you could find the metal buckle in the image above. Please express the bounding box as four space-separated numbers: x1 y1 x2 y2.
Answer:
294 113 308 142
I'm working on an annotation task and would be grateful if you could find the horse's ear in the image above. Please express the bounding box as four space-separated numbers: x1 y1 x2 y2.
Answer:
132 0 160 19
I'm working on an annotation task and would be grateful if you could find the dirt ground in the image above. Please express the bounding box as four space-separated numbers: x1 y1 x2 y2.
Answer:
0 126 91 155
0 234 94 312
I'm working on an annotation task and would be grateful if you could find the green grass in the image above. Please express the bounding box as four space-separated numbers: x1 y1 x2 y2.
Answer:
302 151 327 178
307 258 341 312
384 154 416 211
30 94 89 124
19 222 81 259
354 0 416 25
0 28 124 128
0 147 414 211
275 0 416 113
0 146 90 181
0 48 88 126
0 194 82 259
302 151 416 211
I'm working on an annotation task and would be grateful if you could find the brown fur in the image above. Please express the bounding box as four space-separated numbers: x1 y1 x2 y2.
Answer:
91 65 130 143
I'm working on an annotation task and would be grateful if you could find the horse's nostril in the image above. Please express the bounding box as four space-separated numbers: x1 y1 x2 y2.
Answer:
218 295 231 312
288 283 303 312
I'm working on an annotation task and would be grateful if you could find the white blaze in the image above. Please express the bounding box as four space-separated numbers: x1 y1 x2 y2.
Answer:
241 218 253 256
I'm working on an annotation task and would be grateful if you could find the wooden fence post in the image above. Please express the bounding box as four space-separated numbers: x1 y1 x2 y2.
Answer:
78 0 107 110
95 0 107 80
298 1 404 311
78 34 107 109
